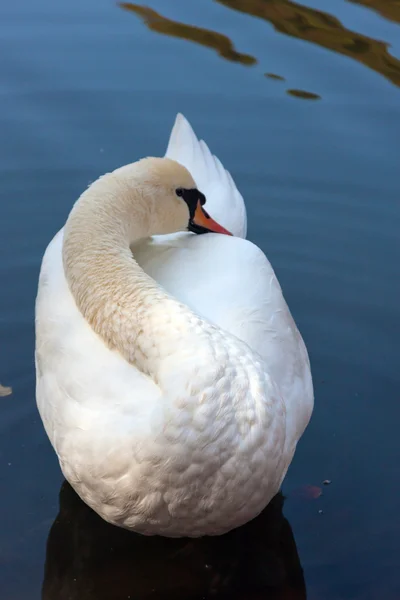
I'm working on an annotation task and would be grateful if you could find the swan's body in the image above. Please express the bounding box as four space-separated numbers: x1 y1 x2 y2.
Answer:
35 115 313 537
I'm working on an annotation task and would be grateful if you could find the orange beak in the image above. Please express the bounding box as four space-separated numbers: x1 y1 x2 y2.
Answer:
190 201 233 236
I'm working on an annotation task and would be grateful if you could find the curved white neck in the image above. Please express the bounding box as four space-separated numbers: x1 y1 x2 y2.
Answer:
62 169 193 375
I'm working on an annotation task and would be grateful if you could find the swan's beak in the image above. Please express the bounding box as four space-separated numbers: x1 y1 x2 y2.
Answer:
189 201 233 236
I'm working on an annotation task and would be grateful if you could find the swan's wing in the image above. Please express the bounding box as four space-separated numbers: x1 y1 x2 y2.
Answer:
165 113 247 239
134 235 306 373
133 233 313 453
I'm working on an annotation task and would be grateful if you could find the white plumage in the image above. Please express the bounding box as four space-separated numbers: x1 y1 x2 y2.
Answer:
35 114 313 537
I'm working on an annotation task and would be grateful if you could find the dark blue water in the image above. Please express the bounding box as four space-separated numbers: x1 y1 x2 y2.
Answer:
1 0 399 598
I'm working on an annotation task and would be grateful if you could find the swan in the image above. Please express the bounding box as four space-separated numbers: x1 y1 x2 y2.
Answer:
35 114 313 537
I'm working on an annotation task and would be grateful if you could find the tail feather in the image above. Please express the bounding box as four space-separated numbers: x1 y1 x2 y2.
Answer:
165 113 247 238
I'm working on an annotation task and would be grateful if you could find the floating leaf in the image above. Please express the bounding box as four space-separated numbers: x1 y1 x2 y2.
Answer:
0 383 12 397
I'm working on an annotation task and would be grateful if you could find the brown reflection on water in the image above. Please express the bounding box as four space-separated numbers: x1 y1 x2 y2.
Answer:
42 482 306 600
217 0 400 87
119 3 257 65
348 0 400 25
265 72 286 80
287 89 321 100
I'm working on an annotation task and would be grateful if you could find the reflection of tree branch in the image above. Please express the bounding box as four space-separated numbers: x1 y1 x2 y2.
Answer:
217 0 400 87
119 3 257 66
348 0 400 25
287 89 320 99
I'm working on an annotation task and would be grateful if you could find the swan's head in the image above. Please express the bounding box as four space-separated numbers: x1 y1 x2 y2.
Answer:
129 157 232 237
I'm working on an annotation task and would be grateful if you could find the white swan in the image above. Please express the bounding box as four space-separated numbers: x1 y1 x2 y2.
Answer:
35 114 313 537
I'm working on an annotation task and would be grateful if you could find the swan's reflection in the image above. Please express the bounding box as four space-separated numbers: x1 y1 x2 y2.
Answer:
42 481 306 600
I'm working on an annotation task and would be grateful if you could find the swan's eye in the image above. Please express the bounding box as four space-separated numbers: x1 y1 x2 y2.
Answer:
175 188 206 219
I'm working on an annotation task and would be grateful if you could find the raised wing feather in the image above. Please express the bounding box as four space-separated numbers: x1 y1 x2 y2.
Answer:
165 113 247 238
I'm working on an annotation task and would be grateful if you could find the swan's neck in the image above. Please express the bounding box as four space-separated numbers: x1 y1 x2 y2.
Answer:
62 169 189 374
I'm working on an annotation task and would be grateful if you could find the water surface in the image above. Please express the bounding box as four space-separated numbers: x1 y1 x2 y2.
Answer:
0 0 399 598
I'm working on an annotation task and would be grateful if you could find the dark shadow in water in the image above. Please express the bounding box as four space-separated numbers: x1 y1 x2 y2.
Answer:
265 72 286 80
287 89 321 100
42 482 306 600
216 0 400 87
119 3 257 66
263 73 320 99
347 0 400 25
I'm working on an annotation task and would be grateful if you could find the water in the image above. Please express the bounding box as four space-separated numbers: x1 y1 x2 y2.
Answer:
0 0 399 597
